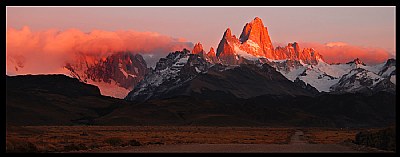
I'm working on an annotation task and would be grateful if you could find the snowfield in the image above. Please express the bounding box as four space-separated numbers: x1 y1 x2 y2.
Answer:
269 58 395 93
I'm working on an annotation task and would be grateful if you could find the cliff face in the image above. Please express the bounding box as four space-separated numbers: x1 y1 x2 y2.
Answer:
216 17 324 65
275 42 324 65
216 28 241 64
65 52 149 98
239 17 274 57
192 42 205 57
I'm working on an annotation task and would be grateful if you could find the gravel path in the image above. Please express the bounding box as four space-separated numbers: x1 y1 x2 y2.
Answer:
94 130 364 153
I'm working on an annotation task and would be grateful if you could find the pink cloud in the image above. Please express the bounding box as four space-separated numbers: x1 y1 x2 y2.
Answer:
6 26 193 75
299 42 393 65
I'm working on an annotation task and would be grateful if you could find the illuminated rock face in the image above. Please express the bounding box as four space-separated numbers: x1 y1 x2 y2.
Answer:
205 47 219 63
65 52 149 98
192 43 219 63
192 42 205 56
216 17 325 65
239 17 274 58
275 42 324 65
216 28 241 64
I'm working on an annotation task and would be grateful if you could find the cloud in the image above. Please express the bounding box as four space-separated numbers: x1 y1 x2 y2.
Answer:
325 42 348 47
299 42 394 65
6 26 193 75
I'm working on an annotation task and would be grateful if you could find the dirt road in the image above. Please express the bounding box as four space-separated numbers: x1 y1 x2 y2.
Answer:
96 130 363 153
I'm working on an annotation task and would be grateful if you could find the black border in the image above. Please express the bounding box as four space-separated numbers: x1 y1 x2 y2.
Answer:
2 0 397 156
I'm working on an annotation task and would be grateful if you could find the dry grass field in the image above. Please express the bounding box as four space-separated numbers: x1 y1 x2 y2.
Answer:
6 126 295 152
302 128 382 144
7 126 391 153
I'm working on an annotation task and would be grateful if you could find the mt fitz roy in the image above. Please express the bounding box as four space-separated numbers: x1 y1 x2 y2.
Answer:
64 17 395 99
6 17 396 127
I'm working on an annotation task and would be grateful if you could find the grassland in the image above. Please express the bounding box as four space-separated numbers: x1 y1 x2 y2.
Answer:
6 126 295 152
303 128 372 144
7 126 394 153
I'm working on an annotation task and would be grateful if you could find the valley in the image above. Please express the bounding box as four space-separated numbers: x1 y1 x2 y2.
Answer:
6 126 391 153
6 16 396 153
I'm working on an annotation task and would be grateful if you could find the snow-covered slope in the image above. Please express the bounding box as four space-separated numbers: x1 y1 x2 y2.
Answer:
266 58 396 93
330 68 383 93
126 46 395 103
125 50 317 102
125 49 212 102
122 16 396 99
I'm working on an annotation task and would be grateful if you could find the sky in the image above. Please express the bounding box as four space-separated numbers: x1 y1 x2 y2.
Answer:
6 6 396 73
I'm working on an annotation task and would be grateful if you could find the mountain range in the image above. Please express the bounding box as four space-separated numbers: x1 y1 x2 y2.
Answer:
63 17 395 99
125 17 395 101
6 17 396 127
65 52 149 98
6 74 395 127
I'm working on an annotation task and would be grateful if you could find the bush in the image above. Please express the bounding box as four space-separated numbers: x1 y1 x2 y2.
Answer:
104 137 123 147
63 143 88 152
88 143 100 149
128 139 142 146
6 140 39 153
354 127 396 151
147 141 164 145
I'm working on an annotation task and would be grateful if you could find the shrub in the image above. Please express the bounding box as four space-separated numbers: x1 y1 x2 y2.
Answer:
128 139 142 146
104 137 123 147
6 140 39 153
88 143 100 149
354 127 396 151
147 141 164 145
63 143 88 152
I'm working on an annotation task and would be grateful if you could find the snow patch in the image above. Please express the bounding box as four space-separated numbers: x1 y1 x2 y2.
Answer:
390 75 396 84
362 63 384 74
120 68 128 78
354 71 383 86
278 66 306 81
268 59 288 63
381 66 395 77
233 44 259 60
245 40 260 52
342 69 359 80
298 69 339 92
131 54 192 97
173 55 189 67
128 74 137 78
316 61 352 78
299 60 307 66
